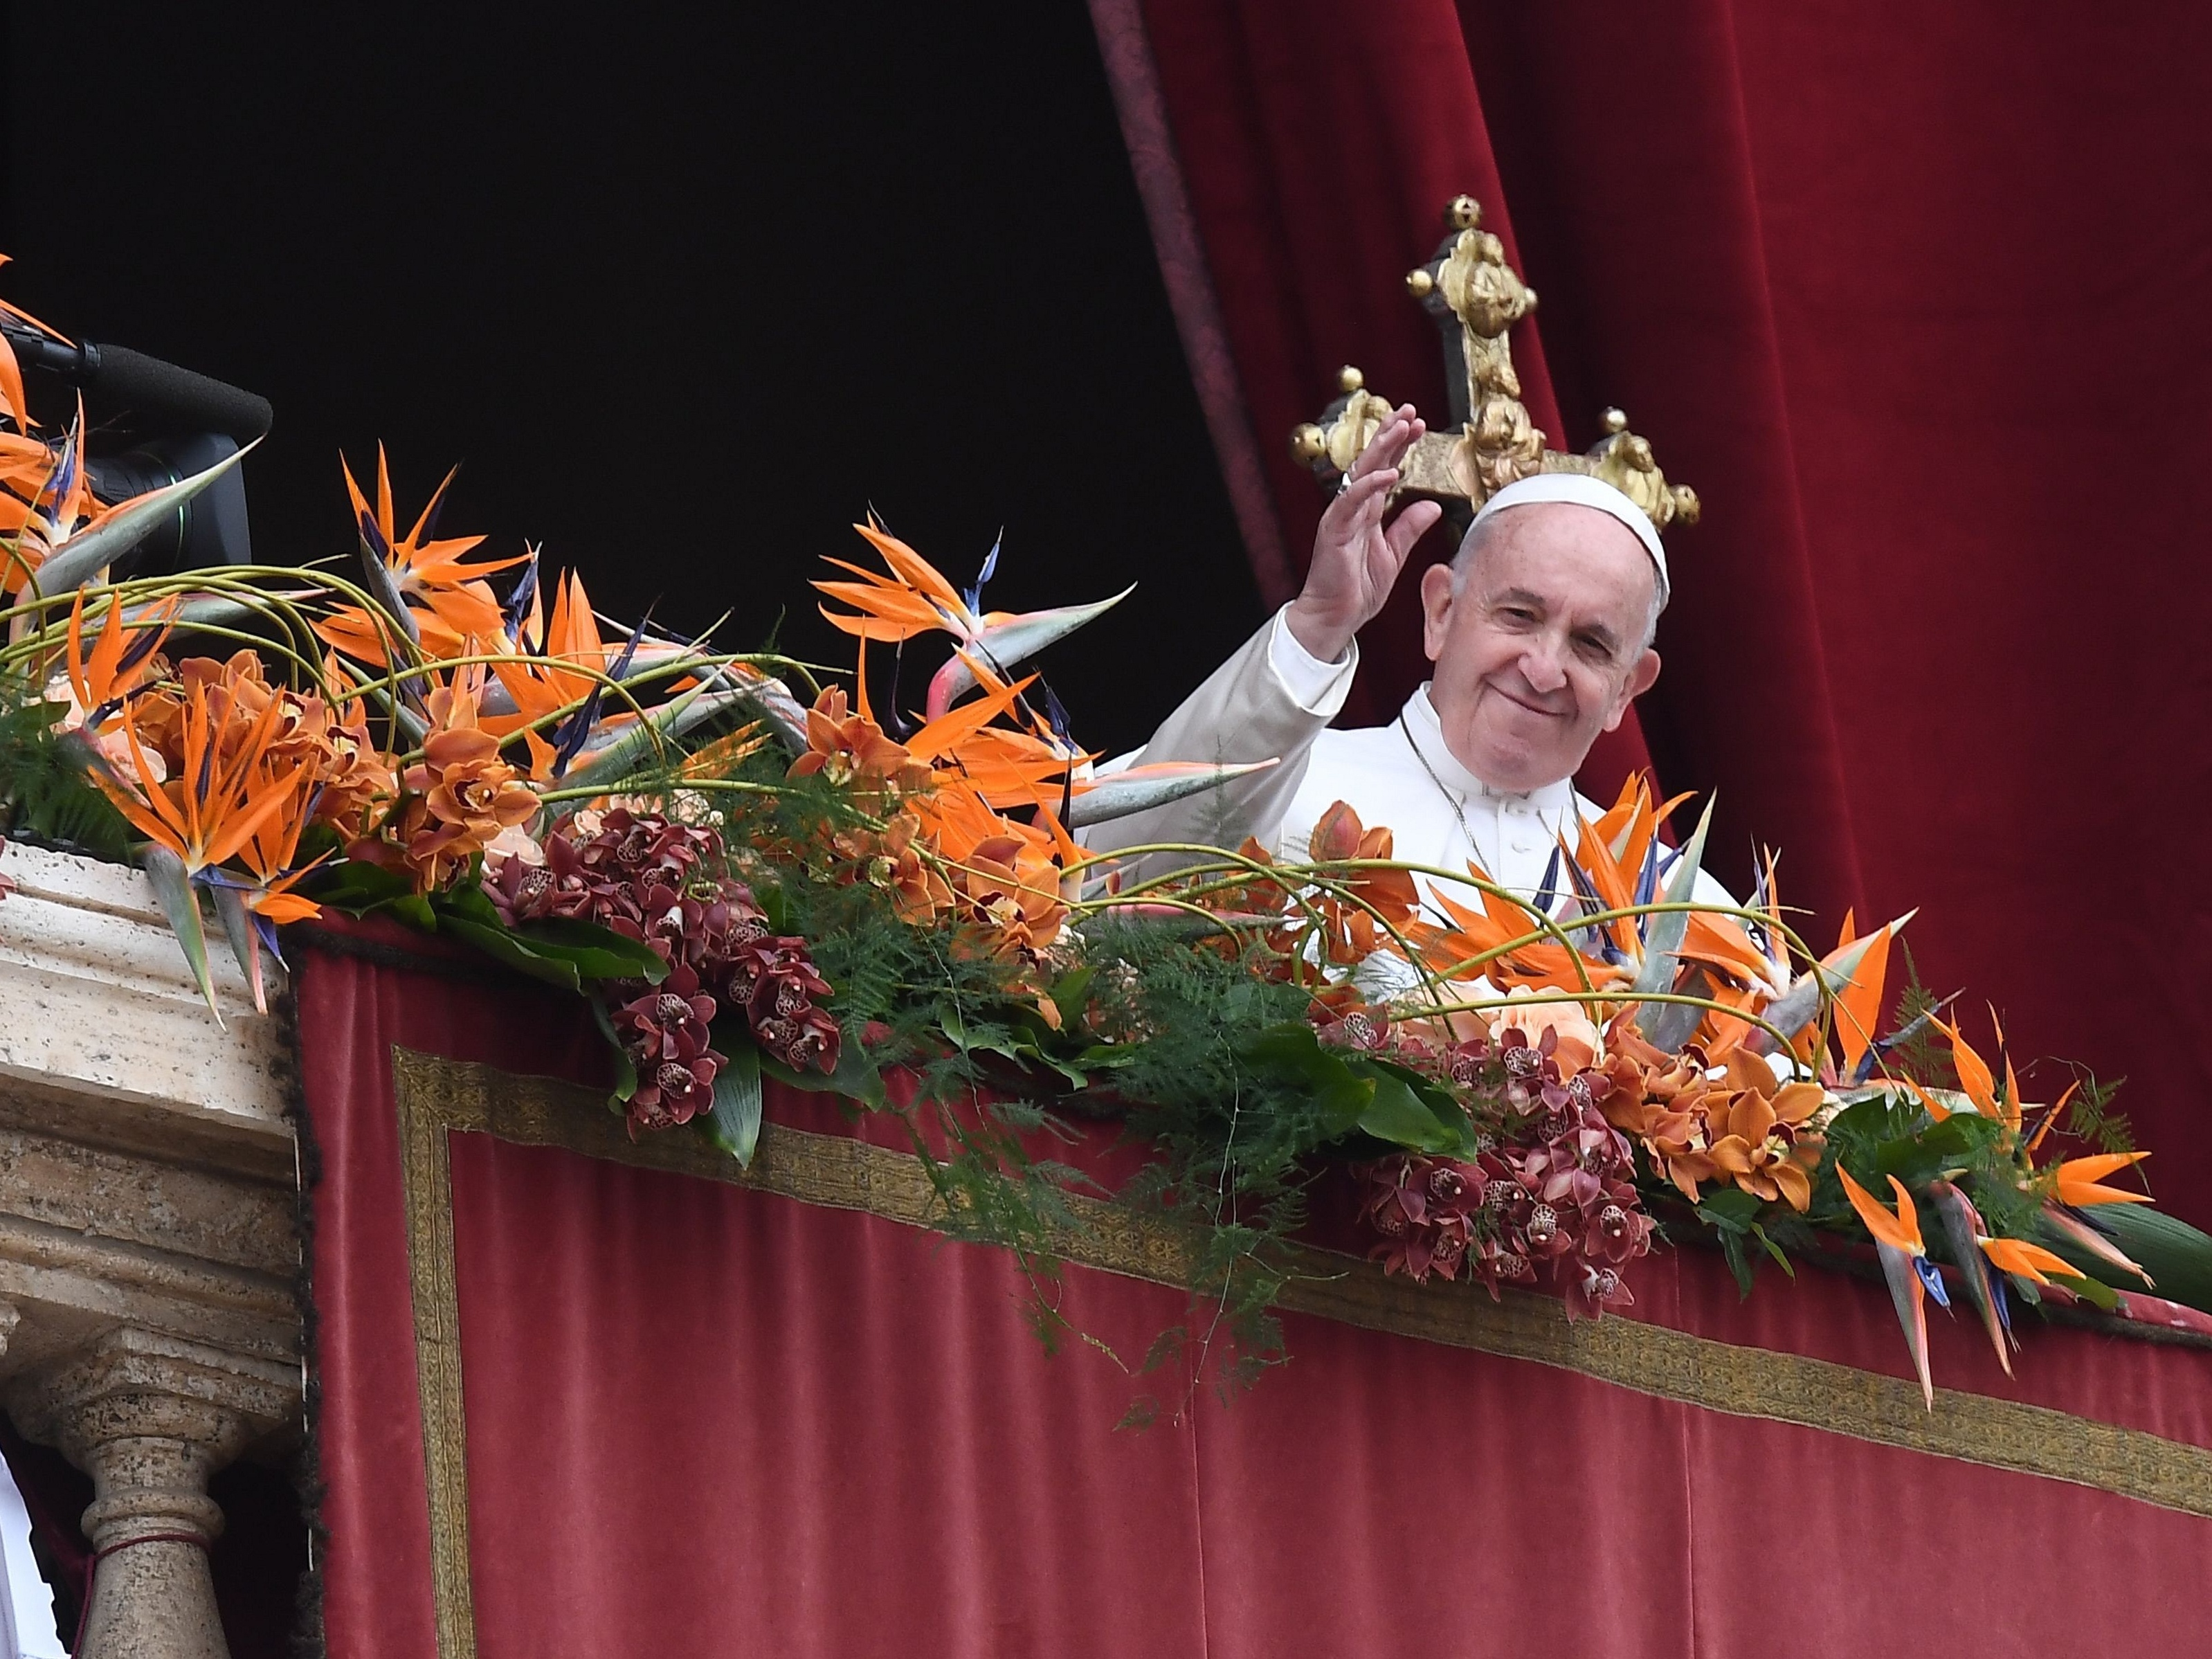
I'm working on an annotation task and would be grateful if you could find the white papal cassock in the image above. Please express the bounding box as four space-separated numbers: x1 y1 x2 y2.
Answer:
1084 608 1733 924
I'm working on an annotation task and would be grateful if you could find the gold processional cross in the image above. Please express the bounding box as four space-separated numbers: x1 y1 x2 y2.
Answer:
1289 194 1699 534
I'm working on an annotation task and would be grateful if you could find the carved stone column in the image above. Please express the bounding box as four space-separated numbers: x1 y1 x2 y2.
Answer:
0 840 305 1656
12 1328 296 1659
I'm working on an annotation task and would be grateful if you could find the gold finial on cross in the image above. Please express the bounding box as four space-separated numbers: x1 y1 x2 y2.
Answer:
1289 196 1699 535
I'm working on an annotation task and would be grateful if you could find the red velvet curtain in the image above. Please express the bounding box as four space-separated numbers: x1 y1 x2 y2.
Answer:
298 936 2212 1658
1107 1 2212 1224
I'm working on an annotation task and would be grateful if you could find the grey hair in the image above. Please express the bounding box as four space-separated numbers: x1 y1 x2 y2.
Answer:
1449 509 1667 652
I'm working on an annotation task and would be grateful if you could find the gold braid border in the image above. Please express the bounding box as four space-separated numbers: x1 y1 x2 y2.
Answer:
392 1049 2212 1658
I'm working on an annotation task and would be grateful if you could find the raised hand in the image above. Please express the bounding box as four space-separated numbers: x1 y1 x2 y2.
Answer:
1283 406 1445 663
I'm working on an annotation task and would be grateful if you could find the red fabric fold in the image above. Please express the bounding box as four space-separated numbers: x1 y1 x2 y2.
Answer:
1119 0 1659 804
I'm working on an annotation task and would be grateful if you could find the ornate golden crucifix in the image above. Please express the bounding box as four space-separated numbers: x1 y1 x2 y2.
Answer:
1289 195 1699 534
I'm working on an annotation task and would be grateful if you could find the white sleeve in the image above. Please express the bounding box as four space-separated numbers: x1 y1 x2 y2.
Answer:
1078 606 1359 869
1264 608 1358 713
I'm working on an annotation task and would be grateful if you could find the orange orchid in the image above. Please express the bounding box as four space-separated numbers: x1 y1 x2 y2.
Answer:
863 809 954 924
316 448 527 663
1934 1008 2017 1129
942 828 1068 959
1836 1164 1952 1408
2046 1150 2151 1208
309 693 401 842
482 568 645 777
1411 878 1590 993
1977 1235 2085 1288
1603 1040 1823 1210
1698 1053 1824 1210
1837 1166 1926 1257
395 679 539 890
3 407 99 601
64 588 174 714
93 665 311 880
788 686 923 792
813 522 974 644
1303 800 1420 966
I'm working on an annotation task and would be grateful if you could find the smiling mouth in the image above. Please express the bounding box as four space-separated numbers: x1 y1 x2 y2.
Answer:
1487 683 1566 719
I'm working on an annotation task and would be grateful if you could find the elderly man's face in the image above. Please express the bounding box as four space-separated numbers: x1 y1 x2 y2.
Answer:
1417 503 1662 795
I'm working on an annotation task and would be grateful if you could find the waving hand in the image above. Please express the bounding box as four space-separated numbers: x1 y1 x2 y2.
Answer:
1283 406 1444 662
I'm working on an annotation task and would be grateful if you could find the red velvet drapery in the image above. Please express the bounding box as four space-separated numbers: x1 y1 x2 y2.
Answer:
1103 2 2212 1223
298 937 2212 1658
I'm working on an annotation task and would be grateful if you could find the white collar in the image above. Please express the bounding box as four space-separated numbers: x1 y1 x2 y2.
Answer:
1400 685 1578 813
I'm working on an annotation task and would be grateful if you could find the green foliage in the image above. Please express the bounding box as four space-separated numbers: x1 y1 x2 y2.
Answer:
305 858 669 991
704 1035 765 1167
1689 1186 1796 1296
1884 945 1957 1087
0 678 135 861
2059 1066 2134 1157
676 761 1472 1412
2043 1204 2212 1314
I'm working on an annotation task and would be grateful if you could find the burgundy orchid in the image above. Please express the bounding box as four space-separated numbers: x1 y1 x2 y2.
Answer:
614 962 718 1062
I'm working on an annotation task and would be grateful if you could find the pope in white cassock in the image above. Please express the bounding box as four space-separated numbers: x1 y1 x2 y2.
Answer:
1084 405 1732 928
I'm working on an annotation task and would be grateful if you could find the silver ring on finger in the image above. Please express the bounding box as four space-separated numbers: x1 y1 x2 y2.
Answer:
1335 471 1353 497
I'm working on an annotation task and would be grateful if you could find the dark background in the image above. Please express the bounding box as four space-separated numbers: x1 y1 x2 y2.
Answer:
1 2 1262 756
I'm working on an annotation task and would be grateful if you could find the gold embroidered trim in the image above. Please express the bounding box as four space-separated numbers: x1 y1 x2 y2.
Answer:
393 1049 2212 1656
393 1050 478 1659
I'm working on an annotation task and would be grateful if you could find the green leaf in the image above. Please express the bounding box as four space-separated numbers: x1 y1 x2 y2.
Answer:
2044 1204 2212 1314
304 857 419 917
1633 797 1714 1031
1826 1094 1912 1145
761 1031 885 1108
1070 1044 1138 1073
590 997 637 1105
1049 966 1096 1033
756 882 793 934
435 914 585 992
704 1038 764 1167
139 845 219 1021
1719 1229 1755 1296
1750 1222 1795 1278
1364 1057 1477 1148
426 885 669 990
1694 1186 1763 1229
505 917 669 983
1354 1068 1460 1154
1238 1025 1372 1139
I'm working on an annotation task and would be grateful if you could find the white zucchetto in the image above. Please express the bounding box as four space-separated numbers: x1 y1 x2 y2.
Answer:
1469 473 1668 601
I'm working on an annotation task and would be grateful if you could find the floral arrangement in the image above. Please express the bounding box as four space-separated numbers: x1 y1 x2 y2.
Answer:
5 264 2209 1417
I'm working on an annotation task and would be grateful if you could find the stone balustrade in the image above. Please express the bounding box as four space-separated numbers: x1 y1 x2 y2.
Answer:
0 840 302 1659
